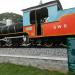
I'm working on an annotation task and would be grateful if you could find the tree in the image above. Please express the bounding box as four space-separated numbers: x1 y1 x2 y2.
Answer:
0 12 23 23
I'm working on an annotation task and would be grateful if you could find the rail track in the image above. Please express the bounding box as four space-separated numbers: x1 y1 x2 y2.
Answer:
0 43 67 48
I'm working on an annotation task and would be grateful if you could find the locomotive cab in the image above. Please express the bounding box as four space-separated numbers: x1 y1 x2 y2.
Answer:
22 0 62 38
30 7 48 35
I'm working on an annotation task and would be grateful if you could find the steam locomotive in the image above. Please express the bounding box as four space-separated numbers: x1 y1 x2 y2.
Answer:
0 0 75 47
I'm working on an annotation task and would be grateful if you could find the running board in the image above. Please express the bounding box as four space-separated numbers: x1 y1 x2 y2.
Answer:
0 35 26 41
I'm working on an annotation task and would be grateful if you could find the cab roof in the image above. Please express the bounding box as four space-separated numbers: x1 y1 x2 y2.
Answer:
22 1 62 12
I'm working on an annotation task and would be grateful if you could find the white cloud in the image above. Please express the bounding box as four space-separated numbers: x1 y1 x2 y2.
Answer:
60 0 75 9
0 0 40 15
0 0 75 15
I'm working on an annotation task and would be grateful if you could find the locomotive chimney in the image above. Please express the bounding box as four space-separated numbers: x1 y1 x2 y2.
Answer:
6 19 13 26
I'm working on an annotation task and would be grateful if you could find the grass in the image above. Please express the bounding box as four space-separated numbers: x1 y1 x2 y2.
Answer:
0 63 71 75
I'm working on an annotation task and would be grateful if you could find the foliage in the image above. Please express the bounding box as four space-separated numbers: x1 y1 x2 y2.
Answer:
0 12 23 23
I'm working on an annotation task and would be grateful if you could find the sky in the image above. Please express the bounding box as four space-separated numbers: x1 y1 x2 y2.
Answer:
0 0 75 15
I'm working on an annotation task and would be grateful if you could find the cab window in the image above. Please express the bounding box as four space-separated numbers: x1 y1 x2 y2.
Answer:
23 11 30 26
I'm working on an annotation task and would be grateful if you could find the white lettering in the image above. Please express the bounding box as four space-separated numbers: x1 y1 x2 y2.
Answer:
53 24 68 30
57 25 62 29
64 24 67 28
53 26 57 29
